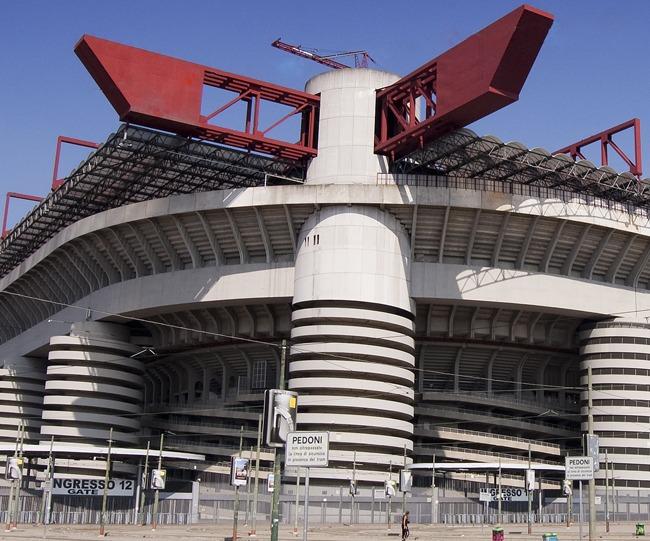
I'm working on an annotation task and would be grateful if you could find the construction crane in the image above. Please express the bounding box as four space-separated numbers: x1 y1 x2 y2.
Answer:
271 39 374 70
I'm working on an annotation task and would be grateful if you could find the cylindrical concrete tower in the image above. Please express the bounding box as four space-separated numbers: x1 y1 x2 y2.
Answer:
579 320 650 488
41 322 144 446
290 66 414 481
0 358 45 444
305 68 399 185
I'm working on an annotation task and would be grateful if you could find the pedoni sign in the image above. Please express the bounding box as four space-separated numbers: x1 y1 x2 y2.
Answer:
479 488 528 502
52 478 135 496
285 431 329 467
565 456 594 480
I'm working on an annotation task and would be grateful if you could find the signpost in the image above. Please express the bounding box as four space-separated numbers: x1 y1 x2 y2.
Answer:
565 456 594 540
285 432 329 541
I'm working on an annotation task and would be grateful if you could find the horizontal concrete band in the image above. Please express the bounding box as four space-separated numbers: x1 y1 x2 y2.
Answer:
43 395 141 413
289 377 414 400
39 426 139 444
41 410 140 430
291 306 415 333
46 365 144 386
299 412 413 434
289 360 415 384
290 342 414 366
48 350 145 371
43 380 143 401
297 394 414 417
291 324 415 349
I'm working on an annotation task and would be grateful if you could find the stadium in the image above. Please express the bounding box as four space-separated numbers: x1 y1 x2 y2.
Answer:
1 3 649 525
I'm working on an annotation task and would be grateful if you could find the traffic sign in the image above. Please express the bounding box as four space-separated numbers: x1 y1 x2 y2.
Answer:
285 431 329 467
565 456 594 480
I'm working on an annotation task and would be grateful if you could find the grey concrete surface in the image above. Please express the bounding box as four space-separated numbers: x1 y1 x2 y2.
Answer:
0 521 646 540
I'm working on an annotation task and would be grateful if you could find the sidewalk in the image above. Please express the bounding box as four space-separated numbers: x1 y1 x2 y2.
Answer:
0 521 645 540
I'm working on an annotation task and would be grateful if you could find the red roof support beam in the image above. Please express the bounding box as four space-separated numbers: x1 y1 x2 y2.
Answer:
2 192 44 239
52 135 100 190
554 118 642 177
75 35 320 161
375 4 554 159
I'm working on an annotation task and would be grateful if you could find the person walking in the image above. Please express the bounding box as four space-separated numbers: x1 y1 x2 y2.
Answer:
401 510 410 541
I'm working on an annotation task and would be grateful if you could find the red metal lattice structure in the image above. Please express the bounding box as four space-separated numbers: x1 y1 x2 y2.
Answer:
554 118 643 177
374 5 554 159
52 135 100 190
2 192 44 239
75 35 320 161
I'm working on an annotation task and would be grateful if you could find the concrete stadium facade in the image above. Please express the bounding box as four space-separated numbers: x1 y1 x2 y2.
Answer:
2 68 650 489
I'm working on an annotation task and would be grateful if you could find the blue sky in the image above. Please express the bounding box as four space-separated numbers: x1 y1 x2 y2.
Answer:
1 1 649 227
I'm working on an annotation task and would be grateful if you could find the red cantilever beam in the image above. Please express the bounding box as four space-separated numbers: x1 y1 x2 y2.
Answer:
2 192 44 239
75 35 320 161
375 4 554 159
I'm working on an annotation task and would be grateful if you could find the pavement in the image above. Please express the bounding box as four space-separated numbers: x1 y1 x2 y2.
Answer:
0 522 646 540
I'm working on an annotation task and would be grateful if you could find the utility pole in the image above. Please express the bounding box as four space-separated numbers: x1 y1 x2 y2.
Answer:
99 427 113 537
293 468 300 535
270 339 287 541
401 444 407 514
526 442 534 535
245 445 253 525
351 451 356 524
151 432 164 530
10 423 25 529
140 440 150 526
38 436 54 525
497 458 502 525
250 414 262 536
4 422 20 531
587 366 596 541
605 450 610 533
233 426 244 541
387 461 392 530
431 455 436 524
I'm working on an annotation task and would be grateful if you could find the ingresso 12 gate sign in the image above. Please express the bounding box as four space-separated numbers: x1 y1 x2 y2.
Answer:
51 478 135 496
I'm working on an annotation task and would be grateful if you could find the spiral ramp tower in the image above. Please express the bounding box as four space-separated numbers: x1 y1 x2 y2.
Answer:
41 322 144 447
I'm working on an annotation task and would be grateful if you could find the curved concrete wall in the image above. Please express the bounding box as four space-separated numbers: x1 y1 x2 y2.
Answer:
290 206 415 476
0 357 45 443
41 322 144 446
580 321 650 488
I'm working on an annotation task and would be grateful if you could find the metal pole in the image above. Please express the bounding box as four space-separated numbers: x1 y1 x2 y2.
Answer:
293 468 300 535
140 440 150 526
245 445 253 525
302 467 310 541
567 482 572 528
151 432 164 530
270 338 287 541
250 414 262 536
401 444 407 514
579 480 583 540
497 458 502 524
587 366 595 541
99 427 113 537
233 426 244 541
4 421 20 531
387 461 392 530
351 451 356 524
526 442 534 535
605 450 610 532
11 423 25 529
38 436 54 525
431 455 436 524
